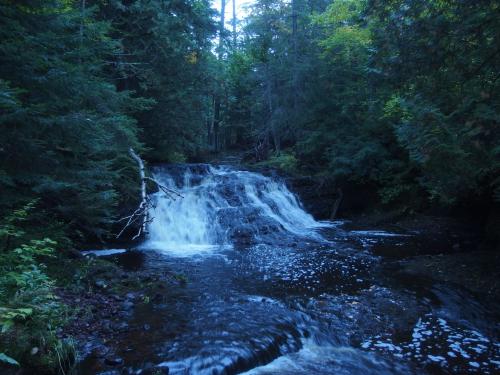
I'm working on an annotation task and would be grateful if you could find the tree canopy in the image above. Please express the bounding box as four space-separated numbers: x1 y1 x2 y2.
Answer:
0 0 498 238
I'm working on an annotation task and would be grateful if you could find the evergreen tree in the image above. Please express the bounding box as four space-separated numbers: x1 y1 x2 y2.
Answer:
0 0 149 238
94 0 217 161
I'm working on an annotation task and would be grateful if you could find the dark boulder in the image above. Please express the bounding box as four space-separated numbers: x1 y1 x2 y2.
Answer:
105 356 124 366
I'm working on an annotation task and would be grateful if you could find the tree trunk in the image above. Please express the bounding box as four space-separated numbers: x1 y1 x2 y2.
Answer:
212 0 226 153
214 96 221 152
232 0 237 48
265 64 280 155
330 188 343 220
292 0 298 106
79 0 86 63
219 0 226 55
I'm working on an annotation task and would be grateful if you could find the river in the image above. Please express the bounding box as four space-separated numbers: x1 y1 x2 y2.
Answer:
82 164 499 374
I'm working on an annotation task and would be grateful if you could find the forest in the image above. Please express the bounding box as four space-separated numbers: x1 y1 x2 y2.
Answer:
0 0 499 374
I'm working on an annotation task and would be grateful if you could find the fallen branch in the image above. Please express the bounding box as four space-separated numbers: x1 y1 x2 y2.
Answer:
116 148 182 240
143 177 184 200
330 188 343 220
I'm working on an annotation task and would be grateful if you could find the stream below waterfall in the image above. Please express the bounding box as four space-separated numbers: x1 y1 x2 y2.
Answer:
80 164 499 375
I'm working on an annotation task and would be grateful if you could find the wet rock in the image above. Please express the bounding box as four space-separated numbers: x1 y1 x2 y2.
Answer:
66 248 84 259
95 280 108 289
152 293 163 302
101 320 112 333
117 311 130 319
105 356 124 366
141 362 154 372
122 301 134 310
112 322 129 332
285 176 337 219
92 344 109 358
230 226 254 245
142 365 169 375
156 366 170 375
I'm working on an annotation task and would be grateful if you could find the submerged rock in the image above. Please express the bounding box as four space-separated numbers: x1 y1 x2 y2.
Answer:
94 280 108 289
91 344 109 358
122 301 134 310
104 356 124 366
141 363 169 374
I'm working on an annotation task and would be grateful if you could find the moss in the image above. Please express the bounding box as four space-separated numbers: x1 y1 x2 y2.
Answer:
253 150 299 174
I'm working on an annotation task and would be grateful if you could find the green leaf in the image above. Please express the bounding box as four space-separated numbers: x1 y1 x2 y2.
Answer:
1 320 13 333
16 308 33 316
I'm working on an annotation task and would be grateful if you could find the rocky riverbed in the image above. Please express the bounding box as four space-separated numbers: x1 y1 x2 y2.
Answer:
51 163 500 375
65 221 499 374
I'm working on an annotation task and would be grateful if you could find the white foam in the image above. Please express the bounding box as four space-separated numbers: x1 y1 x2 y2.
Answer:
428 355 445 362
351 230 412 237
240 340 401 375
82 248 127 256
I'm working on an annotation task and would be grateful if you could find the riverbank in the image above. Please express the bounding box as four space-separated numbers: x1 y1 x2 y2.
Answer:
59 252 187 375
397 251 500 304
0 252 183 375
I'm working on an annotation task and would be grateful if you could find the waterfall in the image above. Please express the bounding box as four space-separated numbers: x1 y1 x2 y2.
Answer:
141 165 328 256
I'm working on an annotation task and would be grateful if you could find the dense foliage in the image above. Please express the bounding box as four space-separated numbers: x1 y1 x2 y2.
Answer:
220 0 500 212
95 0 217 161
0 202 74 373
2 0 497 238
0 0 216 240
0 1 216 369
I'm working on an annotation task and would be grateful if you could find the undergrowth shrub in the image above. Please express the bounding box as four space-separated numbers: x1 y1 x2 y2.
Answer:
0 202 76 374
256 150 299 174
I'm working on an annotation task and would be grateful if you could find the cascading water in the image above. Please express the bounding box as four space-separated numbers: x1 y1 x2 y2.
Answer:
142 165 329 256
92 164 499 375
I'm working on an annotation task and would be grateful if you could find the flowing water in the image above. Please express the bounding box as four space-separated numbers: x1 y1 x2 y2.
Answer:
88 164 500 374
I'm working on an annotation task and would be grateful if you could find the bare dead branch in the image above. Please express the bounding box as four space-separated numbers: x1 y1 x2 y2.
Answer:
143 176 184 198
116 148 183 240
